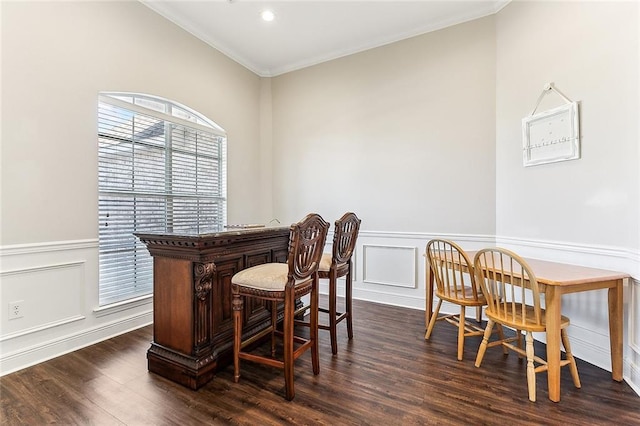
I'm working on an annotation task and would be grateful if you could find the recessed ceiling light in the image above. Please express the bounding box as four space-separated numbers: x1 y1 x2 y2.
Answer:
261 10 275 22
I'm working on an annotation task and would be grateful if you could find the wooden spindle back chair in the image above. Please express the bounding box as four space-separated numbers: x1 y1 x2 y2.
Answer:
473 248 581 402
425 239 494 361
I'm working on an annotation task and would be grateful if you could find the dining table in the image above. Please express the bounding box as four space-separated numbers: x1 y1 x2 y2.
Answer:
424 251 629 402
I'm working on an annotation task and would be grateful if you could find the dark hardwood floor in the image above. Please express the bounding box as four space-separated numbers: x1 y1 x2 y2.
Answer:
2 298 639 425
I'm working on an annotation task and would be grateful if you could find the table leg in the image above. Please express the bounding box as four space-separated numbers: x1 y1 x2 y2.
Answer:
425 257 433 330
545 286 561 402
609 279 624 381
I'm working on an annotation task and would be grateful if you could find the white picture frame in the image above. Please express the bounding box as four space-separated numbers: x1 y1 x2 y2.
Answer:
522 101 580 167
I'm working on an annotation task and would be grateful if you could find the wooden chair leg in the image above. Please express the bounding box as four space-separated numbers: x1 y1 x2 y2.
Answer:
328 270 338 355
311 276 320 375
526 331 536 402
283 291 295 401
475 319 494 368
515 329 523 357
457 305 466 361
271 300 277 357
561 329 581 388
496 323 509 355
346 268 353 340
232 292 243 383
475 306 481 323
425 299 443 340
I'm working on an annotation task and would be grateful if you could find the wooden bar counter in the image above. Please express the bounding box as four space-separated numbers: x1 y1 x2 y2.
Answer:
135 226 290 389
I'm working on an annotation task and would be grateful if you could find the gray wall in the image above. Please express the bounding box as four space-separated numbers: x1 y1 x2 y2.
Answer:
271 16 497 234
1 1 270 246
496 0 639 248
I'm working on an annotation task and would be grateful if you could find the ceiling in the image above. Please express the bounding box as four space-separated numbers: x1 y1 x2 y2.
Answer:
142 0 509 77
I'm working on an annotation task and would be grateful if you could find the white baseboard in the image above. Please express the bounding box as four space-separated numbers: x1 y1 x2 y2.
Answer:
626 356 640 396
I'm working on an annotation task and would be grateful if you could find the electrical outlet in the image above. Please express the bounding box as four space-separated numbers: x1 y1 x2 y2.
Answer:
8 301 23 320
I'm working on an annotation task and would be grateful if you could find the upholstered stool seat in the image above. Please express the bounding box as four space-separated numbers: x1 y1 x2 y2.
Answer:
232 263 293 290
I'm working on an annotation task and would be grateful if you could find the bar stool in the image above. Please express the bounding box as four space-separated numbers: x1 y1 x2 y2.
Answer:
231 213 329 400
298 212 361 354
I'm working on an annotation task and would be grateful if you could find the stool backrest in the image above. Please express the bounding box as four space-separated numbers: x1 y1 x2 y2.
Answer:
331 212 361 267
287 213 329 283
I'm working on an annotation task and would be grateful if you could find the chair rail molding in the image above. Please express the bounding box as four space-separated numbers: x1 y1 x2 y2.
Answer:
494 235 639 274
0 239 99 256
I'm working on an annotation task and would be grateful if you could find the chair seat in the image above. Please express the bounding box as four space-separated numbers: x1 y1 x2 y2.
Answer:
231 263 290 291
485 304 571 332
436 285 486 305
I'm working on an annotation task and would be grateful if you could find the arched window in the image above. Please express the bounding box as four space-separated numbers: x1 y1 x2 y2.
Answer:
97 93 227 306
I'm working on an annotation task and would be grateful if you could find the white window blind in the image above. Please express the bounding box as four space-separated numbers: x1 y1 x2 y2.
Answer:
97 93 227 306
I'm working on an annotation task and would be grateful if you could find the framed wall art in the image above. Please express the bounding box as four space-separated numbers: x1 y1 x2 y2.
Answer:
522 83 580 167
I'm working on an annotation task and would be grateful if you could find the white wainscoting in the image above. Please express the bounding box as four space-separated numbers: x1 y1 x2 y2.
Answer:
1 261 86 339
348 231 494 311
319 231 640 397
362 244 417 288
2 233 639 397
0 240 153 375
627 279 640 395
630 279 640 353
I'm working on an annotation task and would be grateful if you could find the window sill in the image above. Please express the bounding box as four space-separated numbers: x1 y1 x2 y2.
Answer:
94 294 153 318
